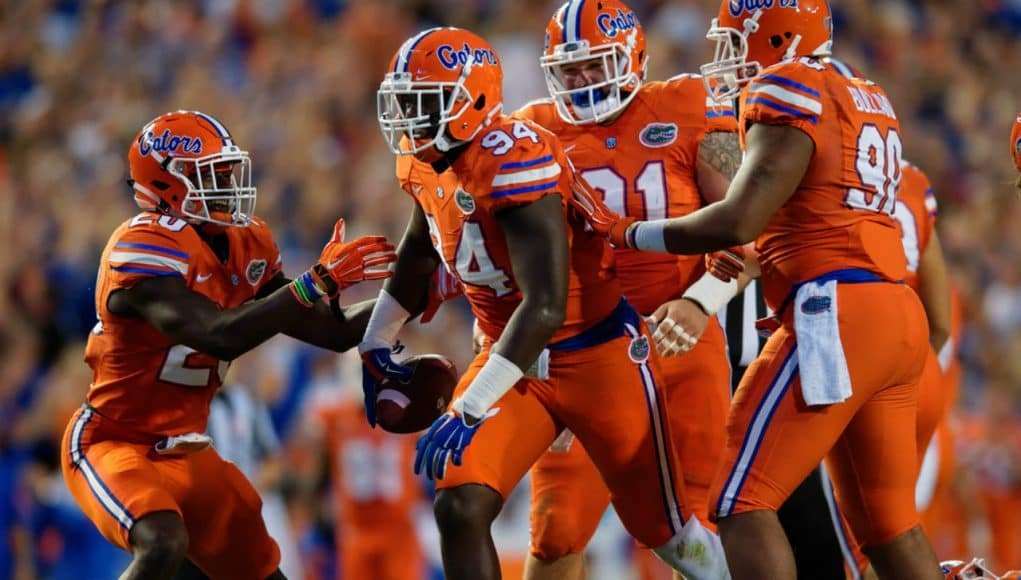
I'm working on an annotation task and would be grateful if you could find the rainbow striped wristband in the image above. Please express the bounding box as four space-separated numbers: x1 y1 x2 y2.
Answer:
290 270 326 308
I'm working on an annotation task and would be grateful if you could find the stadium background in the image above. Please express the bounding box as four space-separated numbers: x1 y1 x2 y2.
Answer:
1 0 1020 577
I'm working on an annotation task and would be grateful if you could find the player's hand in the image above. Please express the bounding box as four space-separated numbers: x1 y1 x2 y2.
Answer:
310 219 397 296
569 179 636 247
413 407 499 480
420 265 463 324
360 346 413 427
705 246 745 283
649 298 708 357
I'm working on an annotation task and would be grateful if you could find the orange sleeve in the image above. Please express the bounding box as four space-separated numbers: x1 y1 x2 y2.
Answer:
106 216 192 289
701 85 739 134
900 163 938 253
511 99 560 129
741 61 824 147
466 120 568 214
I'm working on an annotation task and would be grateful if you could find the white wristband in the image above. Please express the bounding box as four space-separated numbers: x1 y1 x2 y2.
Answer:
630 220 668 253
358 289 411 353
682 271 740 315
453 352 524 418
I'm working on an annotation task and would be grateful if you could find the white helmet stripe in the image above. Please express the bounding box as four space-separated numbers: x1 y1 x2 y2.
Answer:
564 0 586 43
395 27 442 73
194 111 234 147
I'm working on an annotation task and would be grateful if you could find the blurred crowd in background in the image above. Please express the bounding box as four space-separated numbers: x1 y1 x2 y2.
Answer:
2 0 1021 578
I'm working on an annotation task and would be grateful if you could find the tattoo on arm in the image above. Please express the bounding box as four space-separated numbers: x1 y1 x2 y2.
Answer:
698 131 742 180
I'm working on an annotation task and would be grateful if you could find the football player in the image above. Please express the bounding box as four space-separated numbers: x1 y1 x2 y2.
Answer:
512 1 740 578
363 26 730 580
571 1 945 577
314 381 425 580
60 110 396 580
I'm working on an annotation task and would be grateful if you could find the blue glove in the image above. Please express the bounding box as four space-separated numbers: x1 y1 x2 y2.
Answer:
360 346 413 427
413 408 498 481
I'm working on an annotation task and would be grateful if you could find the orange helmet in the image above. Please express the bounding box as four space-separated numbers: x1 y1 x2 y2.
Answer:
701 0 833 102
540 0 647 125
377 27 503 156
1010 113 1021 172
128 110 255 227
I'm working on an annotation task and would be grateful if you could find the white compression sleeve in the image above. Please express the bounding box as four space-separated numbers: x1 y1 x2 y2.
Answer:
452 352 523 418
682 272 740 315
629 220 669 253
358 289 411 353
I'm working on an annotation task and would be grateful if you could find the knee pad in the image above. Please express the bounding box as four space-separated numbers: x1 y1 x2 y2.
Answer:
652 517 731 580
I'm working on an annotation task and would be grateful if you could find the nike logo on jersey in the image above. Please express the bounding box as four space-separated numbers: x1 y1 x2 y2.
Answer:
196 272 213 283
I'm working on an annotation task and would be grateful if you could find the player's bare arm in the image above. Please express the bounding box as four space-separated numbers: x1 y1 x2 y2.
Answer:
650 129 744 356
696 130 742 203
625 123 814 254
490 194 569 375
384 204 443 316
916 231 952 351
110 218 395 360
109 275 371 360
359 204 446 428
258 272 378 350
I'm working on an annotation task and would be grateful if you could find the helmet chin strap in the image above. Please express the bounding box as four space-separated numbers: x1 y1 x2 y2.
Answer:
783 35 803 61
743 10 763 35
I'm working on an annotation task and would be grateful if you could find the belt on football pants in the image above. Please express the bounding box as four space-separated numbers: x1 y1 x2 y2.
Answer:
774 268 897 317
547 298 637 353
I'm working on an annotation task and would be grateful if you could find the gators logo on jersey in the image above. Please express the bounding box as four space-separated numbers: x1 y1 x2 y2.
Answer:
246 259 267 286
639 123 678 148
628 335 651 363
455 187 476 214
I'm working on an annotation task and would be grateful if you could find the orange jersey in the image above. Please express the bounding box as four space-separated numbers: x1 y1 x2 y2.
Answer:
317 401 420 532
892 161 938 292
515 76 738 314
738 58 907 310
395 114 619 342
84 212 282 436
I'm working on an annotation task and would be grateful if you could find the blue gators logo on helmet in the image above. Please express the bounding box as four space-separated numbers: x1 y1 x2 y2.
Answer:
728 0 799 17
437 43 499 70
639 123 678 148
139 129 203 157
597 8 637 38
801 295 832 315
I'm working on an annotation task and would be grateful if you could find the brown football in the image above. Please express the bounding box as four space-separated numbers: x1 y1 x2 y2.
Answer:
375 354 458 434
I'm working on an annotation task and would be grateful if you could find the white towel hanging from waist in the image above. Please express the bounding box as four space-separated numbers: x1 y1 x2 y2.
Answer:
794 280 852 406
